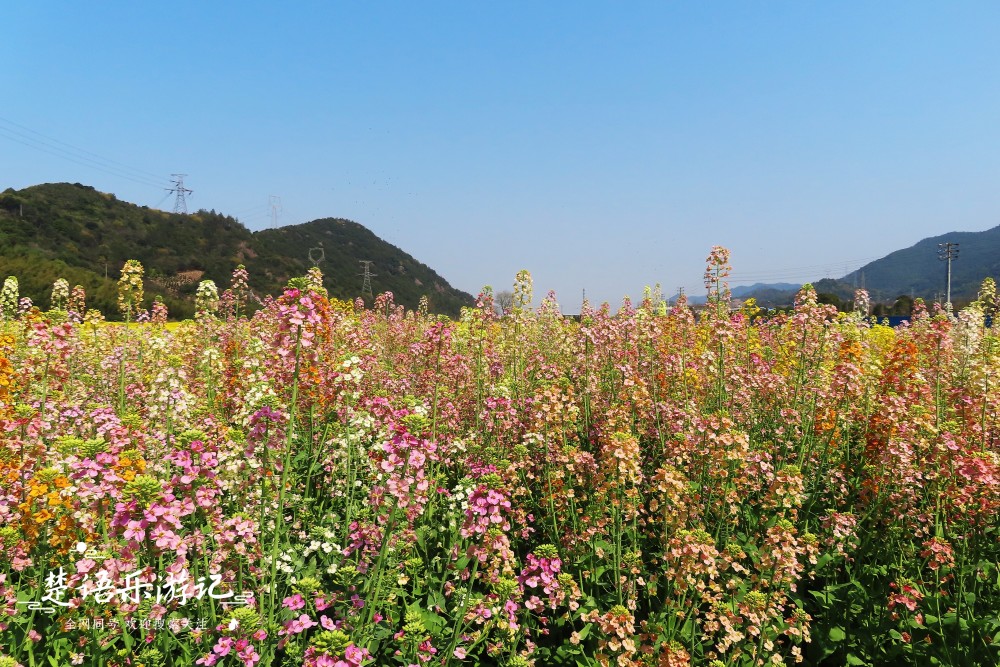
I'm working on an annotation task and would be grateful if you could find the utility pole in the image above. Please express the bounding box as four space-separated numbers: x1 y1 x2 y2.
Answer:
167 174 192 214
938 242 959 308
359 260 375 301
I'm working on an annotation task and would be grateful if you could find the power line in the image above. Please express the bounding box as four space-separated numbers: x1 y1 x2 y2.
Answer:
152 191 174 210
726 256 881 283
231 203 270 217
0 115 164 180
0 126 165 190
0 117 165 189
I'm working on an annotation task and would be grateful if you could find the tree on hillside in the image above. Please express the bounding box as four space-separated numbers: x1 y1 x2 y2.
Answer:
817 292 845 311
495 290 514 316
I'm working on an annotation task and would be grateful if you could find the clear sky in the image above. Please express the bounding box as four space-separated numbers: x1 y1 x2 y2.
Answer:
3 2 1000 308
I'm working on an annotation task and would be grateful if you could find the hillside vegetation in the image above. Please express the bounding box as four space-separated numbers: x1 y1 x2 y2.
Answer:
842 225 1000 302
738 226 1000 310
0 182 474 318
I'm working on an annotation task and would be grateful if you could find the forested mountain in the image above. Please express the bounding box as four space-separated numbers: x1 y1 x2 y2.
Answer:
737 225 1000 309
730 282 801 298
0 182 474 318
842 225 1000 302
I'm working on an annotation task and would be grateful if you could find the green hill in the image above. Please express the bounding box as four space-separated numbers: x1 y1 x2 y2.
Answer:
842 225 1000 303
738 225 1000 309
0 182 474 319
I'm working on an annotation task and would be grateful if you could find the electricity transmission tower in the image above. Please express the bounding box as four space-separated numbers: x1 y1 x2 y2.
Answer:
167 174 192 214
269 195 282 228
938 242 959 307
359 261 375 301
308 245 325 266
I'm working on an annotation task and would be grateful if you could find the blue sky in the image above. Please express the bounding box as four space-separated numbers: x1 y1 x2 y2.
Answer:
4 2 1000 307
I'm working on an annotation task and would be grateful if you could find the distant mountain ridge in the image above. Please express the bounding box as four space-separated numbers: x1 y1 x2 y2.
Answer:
731 282 801 298
678 283 801 306
736 225 1000 307
0 182 474 318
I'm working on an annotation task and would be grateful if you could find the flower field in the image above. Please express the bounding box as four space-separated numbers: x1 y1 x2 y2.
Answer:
1 252 999 667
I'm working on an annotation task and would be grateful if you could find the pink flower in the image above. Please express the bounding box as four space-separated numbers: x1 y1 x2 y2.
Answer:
213 636 235 656
344 644 372 666
124 519 146 542
283 593 306 610
281 613 317 636
237 644 260 667
151 526 181 550
75 558 97 575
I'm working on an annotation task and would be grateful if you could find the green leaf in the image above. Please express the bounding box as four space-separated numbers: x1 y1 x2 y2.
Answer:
416 608 445 634
846 653 869 666
941 613 962 628
815 552 837 569
810 590 837 603
828 626 847 642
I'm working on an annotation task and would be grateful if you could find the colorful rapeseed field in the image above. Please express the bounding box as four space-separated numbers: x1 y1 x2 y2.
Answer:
0 251 998 666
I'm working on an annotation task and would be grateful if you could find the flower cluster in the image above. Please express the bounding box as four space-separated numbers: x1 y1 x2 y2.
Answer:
49 279 69 312
196 280 220 320
116 259 145 319
1 259 999 667
0 277 18 320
